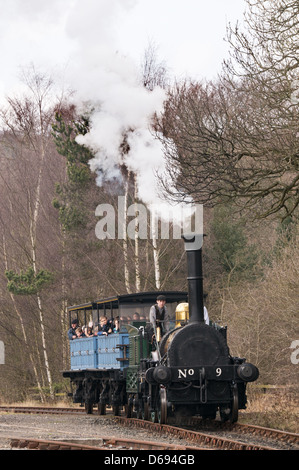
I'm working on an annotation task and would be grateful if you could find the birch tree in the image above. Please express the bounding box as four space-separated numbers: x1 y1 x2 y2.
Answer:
141 42 169 289
0 66 58 399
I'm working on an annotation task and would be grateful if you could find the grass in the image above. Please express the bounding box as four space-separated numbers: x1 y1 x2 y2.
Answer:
239 387 299 433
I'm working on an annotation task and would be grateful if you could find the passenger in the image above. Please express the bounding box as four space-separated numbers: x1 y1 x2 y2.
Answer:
149 295 170 337
68 319 79 340
132 312 140 321
84 321 94 337
85 326 93 337
98 315 112 336
75 327 85 338
113 316 120 333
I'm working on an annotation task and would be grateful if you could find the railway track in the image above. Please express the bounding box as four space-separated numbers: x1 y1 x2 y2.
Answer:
114 417 289 451
9 436 202 451
189 416 299 447
1 405 297 450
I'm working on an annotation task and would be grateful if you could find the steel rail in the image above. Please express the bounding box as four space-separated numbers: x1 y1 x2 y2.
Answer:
9 436 203 451
190 417 299 446
114 417 279 451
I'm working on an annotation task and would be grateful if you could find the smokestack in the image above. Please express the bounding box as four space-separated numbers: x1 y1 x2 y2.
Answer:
182 234 204 323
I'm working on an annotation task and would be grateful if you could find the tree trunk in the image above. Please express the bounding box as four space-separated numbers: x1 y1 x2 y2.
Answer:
134 175 141 292
29 131 54 400
123 173 131 293
2 234 46 402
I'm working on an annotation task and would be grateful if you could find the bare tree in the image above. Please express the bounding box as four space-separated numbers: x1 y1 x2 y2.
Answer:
156 0 299 220
0 66 61 399
141 40 170 91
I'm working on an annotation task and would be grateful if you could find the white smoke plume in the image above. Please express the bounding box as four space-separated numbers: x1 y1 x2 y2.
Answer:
0 0 194 225
64 0 178 216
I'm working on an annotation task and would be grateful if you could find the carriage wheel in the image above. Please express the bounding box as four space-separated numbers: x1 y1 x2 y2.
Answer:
125 400 133 418
85 401 93 414
112 404 120 416
98 403 106 415
143 401 150 421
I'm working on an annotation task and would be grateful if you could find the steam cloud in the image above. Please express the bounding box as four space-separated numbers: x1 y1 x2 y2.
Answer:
64 0 187 222
2 0 194 224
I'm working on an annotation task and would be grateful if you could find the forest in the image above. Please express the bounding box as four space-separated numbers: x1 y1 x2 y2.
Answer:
0 0 298 402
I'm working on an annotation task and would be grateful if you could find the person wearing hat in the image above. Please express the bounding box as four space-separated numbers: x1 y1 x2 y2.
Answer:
67 319 79 340
149 295 169 337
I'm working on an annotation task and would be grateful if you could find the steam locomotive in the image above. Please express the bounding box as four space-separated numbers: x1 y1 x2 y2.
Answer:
63 234 259 423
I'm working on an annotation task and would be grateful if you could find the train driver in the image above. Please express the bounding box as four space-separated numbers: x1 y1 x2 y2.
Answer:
149 295 170 337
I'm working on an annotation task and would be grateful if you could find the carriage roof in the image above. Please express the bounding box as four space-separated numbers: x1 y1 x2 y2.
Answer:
67 291 188 313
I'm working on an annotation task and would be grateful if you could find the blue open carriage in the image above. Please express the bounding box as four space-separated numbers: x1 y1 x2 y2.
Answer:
70 333 130 371
66 291 187 372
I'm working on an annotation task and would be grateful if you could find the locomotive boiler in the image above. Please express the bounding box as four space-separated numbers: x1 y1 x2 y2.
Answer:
63 234 259 423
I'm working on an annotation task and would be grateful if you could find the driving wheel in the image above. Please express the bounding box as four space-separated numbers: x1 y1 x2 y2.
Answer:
159 387 167 424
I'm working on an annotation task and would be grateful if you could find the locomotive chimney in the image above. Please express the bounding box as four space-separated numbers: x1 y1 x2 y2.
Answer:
182 234 204 323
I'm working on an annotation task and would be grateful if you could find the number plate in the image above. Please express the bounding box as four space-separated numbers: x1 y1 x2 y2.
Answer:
171 365 237 382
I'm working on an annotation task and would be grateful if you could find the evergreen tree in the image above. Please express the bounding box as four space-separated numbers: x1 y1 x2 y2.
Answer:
52 111 94 231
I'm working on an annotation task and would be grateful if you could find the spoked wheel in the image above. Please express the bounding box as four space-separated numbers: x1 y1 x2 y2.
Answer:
159 387 167 424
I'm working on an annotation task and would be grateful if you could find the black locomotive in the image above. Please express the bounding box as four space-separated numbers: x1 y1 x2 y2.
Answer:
63 234 259 423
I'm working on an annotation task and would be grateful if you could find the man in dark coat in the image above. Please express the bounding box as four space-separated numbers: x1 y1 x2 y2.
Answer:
67 319 79 340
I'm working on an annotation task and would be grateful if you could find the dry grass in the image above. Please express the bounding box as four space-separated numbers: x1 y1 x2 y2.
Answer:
239 387 299 433
1 399 73 408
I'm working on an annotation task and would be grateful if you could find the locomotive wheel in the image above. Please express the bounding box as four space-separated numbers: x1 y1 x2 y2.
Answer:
159 387 167 424
220 385 238 423
229 384 239 423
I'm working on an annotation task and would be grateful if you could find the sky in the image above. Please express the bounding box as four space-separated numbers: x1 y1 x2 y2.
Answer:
0 0 246 98
0 0 247 217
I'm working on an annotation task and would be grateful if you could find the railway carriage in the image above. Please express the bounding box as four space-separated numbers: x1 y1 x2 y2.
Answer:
63 291 188 415
63 234 259 423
